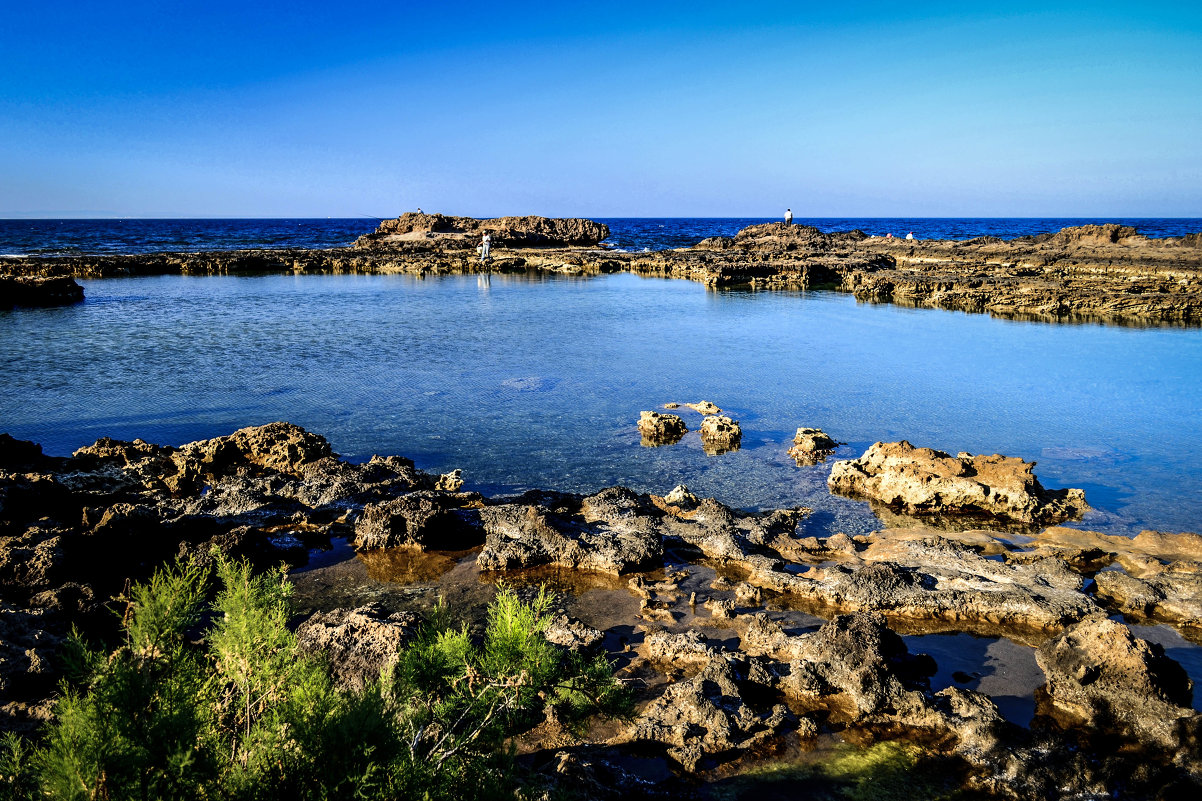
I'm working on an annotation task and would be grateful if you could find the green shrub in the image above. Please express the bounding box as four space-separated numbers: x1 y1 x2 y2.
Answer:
25 558 629 801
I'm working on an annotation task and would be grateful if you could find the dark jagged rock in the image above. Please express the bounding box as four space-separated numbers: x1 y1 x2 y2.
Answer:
476 487 662 574
1035 617 1198 749
354 490 484 550
0 276 84 308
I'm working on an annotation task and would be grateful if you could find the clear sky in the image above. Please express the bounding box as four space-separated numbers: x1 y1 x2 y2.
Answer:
1 1 1199 217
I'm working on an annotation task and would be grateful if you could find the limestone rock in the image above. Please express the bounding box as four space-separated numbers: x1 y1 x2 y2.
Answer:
620 656 792 771
476 488 662 574
786 427 839 465
684 401 722 415
355 213 610 249
354 491 483 551
0 276 84 309
295 605 420 692
637 411 687 446
699 416 741 454
1035 617 1196 749
828 441 1088 525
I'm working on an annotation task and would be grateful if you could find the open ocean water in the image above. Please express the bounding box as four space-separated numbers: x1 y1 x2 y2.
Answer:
1 216 1200 256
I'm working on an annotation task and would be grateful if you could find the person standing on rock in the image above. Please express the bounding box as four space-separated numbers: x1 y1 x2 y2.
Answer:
784 208 793 228
480 232 491 262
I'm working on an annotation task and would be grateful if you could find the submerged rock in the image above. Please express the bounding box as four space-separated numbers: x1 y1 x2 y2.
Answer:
828 441 1088 525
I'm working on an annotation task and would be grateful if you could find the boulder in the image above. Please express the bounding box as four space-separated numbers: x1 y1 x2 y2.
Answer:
699 416 741 454
786 427 838 465
1035 617 1196 749
296 605 420 692
1093 568 1202 630
354 491 483 550
636 411 687 446
828 441 1087 525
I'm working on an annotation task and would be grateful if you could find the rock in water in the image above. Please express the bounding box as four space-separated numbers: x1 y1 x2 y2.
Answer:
828 440 1087 525
354 213 610 249
699 415 741 454
637 411 687 445
786 426 838 465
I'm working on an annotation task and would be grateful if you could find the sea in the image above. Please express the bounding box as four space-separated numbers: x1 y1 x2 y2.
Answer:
1 216 1200 256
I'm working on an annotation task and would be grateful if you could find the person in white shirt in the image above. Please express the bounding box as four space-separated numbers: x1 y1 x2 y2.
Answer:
905 231 915 240
784 208 793 228
480 232 491 262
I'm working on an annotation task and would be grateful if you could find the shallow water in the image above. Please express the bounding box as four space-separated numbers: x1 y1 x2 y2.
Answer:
3 272 1201 537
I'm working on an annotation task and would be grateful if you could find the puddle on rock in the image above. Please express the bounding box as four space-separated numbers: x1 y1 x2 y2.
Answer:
902 632 1043 726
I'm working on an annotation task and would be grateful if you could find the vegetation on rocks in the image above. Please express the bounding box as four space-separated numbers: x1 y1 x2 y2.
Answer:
0 557 629 801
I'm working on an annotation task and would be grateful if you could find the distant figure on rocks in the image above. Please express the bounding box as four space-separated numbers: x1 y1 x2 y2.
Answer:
480 232 491 262
906 231 915 240
885 233 893 239
416 207 423 214
784 208 793 228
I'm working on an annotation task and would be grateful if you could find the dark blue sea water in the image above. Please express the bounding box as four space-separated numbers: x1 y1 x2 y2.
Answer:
1 217 1199 256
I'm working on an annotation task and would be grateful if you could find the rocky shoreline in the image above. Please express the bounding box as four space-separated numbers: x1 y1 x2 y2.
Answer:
3 422 1201 798
3 214 1200 324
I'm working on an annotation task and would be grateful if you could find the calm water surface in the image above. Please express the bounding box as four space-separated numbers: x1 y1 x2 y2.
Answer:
3 272 1201 537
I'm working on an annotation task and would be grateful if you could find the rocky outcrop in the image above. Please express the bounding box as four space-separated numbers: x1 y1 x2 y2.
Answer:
699 415 741 454
618 655 794 771
477 487 662 574
786 427 838 465
1093 569 1202 630
636 411 687 446
354 491 483 550
1035 617 1197 749
353 213 610 249
295 605 420 692
7 222 1201 324
828 441 1087 525
0 276 84 309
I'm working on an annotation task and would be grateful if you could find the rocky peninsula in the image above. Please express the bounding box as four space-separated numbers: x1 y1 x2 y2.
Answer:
3 422 1201 798
3 214 1200 324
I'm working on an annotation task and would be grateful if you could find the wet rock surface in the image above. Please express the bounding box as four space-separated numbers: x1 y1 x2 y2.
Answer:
829 440 1088 525
699 415 742 454
0 276 84 308
3 421 1201 797
637 411 688 446
786 426 839 465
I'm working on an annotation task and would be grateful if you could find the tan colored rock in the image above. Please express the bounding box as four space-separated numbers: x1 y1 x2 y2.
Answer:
786 427 839 465
699 415 741 454
1093 569 1202 630
636 411 687 445
828 441 1087 525
684 400 722 415
1035 617 1196 749
355 213 609 249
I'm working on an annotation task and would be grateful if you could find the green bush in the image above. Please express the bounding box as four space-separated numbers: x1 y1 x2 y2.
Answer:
15 557 629 801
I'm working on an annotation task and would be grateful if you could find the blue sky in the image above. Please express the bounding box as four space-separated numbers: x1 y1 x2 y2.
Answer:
1 1 1199 217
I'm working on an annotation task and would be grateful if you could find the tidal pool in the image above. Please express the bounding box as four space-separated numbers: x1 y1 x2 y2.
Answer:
3 271 1201 537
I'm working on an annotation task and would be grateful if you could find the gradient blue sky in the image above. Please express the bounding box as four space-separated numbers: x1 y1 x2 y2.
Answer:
2 1 1199 217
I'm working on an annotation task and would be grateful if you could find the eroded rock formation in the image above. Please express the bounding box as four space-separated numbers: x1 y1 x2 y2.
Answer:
828 441 1088 525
